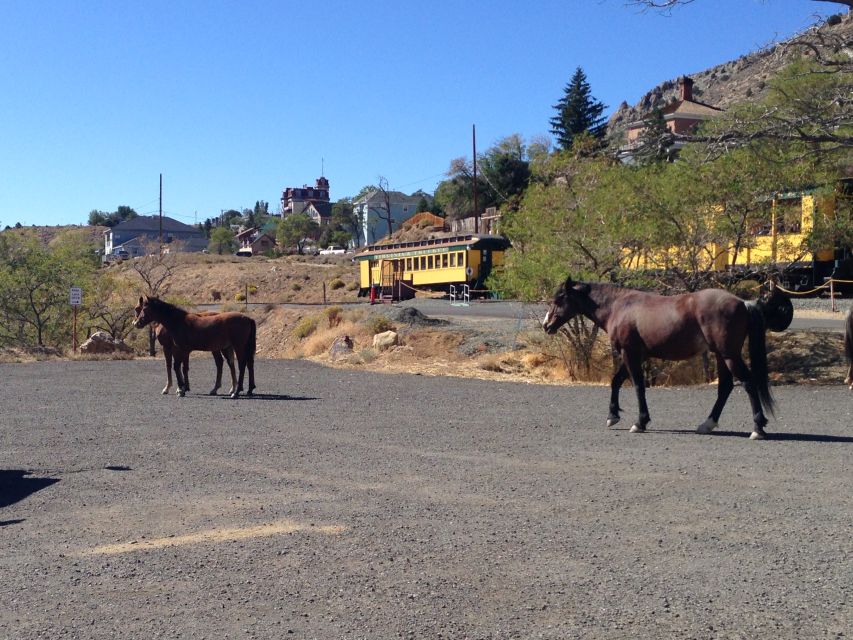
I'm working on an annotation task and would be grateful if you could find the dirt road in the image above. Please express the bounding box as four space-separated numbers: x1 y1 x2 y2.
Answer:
1 360 851 639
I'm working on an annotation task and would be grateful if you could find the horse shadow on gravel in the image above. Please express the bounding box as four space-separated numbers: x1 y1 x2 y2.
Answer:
0 470 60 526
644 429 853 443
202 393 319 402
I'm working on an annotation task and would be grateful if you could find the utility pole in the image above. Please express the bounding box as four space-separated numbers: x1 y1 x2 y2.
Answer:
159 173 163 252
472 124 479 234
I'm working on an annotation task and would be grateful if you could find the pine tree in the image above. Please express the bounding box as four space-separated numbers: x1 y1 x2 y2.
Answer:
549 67 608 151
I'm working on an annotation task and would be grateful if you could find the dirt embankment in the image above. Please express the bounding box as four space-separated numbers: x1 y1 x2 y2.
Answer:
3 252 850 387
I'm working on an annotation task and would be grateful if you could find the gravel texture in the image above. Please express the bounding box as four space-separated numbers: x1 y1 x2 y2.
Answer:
1 359 851 639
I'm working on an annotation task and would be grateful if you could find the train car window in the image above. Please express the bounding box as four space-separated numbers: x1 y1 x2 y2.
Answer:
406 258 412 271
442 253 448 268
450 253 456 267
459 252 465 266
420 256 426 270
428 255 434 269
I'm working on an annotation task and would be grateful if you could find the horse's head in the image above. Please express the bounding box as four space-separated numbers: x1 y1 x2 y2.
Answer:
133 296 156 329
542 276 590 334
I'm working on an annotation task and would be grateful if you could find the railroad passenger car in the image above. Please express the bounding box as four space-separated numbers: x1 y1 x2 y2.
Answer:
356 234 512 300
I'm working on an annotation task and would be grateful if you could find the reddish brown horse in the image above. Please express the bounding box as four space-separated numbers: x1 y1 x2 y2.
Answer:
543 276 775 440
845 301 853 390
135 296 256 398
153 320 235 396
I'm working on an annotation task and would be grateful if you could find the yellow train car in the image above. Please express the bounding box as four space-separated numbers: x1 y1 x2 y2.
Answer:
356 234 512 300
625 187 852 292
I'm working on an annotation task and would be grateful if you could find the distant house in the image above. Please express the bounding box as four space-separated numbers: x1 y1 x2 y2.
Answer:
621 76 723 161
235 225 278 256
353 189 428 246
103 215 207 258
280 176 331 217
303 201 333 226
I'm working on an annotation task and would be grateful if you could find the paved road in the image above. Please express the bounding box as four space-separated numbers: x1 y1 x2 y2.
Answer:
221 298 848 332
2 360 850 639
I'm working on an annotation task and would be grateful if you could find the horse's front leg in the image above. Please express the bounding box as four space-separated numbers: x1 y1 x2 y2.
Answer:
845 361 852 390
622 350 651 433
698 353 733 434
162 346 173 395
606 361 629 427
209 351 224 395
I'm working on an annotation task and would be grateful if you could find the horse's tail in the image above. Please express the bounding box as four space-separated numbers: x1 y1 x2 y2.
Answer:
248 318 257 366
746 302 775 417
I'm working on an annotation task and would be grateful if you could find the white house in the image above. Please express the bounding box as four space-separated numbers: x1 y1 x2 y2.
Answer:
353 189 428 246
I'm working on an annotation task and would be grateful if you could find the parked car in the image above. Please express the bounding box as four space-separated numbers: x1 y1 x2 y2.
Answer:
319 245 346 255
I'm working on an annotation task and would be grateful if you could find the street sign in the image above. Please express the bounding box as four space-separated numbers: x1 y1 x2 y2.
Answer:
69 286 82 306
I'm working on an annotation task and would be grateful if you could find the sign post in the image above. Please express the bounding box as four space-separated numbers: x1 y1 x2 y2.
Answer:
69 286 82 353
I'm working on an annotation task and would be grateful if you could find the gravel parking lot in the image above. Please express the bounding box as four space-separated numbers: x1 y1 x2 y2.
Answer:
1 359 851 639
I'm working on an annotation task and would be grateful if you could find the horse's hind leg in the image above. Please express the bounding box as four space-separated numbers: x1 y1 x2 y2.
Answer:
231 355 247 399
606 362 629 427
222 347 237 396
209 351 224 395
173 355 187 397
725 355 768 440
698 354 734 434
622 350 651 433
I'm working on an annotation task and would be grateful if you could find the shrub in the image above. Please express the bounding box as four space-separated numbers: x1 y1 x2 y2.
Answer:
235 292 246 302
291 283 302 291
248 285 258 295
293 315 319 340
329 278 346 290
364 314 394 335
323 306 343 327
346 281 359 291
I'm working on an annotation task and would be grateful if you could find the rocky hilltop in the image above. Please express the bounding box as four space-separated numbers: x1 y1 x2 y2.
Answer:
606 12 853 144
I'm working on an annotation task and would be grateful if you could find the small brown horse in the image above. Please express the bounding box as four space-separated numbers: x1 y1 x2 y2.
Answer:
845 301 853 390
543 276 775 440
153 320 235 396
135 296 256 398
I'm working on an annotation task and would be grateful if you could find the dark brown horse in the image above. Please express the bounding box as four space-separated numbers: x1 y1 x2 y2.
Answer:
845 301 853 390
135 296 256 398
543 276 775 440
153 320 235 396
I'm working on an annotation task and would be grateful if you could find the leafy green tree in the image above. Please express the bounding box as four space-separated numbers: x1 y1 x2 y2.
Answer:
276 213 319 254
209 227 236 255
434 134 533 220
87 205 138 227
549 67 607 151
0 234 96 348
632 108 676 164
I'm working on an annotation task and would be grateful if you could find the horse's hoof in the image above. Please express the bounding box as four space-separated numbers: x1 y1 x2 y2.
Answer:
177 390 186 398
229 392 240 399
697 418 718 434
606 417 620 428
208 391 218 396
161 388 169 395
629 424 646 433
749 430 766 440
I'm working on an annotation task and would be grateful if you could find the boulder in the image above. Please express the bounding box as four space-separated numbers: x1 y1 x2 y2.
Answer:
329 335 354 360
80 331 133 354
372 330 399 351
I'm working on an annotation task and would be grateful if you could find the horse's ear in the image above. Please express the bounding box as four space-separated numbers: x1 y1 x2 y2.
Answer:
139 296 144 305
564 275 574 289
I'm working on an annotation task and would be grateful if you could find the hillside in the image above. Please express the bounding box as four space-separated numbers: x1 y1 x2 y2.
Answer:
606 12 853 144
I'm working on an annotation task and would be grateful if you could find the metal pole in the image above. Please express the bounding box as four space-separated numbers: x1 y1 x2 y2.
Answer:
159 173 163 252
72 306 77 353
472 124 479 234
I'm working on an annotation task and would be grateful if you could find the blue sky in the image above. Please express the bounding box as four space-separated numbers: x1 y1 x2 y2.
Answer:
0 0 841 227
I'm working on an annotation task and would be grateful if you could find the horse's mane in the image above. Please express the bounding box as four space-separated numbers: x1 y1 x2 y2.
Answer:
147 296 187 320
